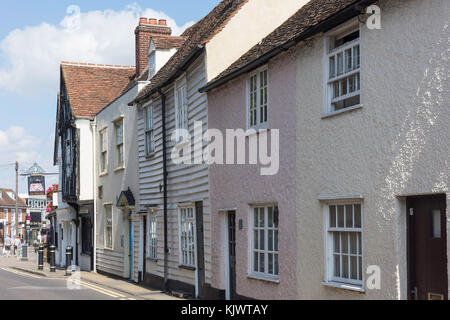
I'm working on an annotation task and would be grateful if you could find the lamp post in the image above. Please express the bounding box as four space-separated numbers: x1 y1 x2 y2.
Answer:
22 218 29 261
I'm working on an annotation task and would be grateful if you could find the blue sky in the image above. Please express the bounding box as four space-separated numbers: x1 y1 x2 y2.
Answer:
0 0 219 193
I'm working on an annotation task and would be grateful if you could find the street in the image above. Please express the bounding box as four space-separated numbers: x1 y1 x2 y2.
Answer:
0 266 137 300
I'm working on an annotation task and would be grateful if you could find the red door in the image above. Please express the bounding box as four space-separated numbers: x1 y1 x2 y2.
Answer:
407 194 448 300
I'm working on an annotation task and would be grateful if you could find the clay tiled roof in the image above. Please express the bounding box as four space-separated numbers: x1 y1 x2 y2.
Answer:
132 0 248 103
152 36 186 50
61 62 136 118
0 189 27 208
203 0 374 91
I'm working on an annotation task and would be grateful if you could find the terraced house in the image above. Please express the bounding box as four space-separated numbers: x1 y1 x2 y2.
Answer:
202 0 449 300
129 0 309 298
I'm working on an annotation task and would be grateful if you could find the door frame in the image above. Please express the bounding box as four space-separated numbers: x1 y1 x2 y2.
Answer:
223 210 237 300
406 193 448 300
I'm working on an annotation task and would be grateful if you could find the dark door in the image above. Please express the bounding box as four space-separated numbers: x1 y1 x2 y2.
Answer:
142 215 147 283
228 211 237 300
195 202 206 298
407 194 447 300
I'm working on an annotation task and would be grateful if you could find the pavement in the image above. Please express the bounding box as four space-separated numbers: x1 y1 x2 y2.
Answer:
0 246 182 300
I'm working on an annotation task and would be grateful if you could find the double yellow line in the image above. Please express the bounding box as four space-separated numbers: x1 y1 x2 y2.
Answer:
1 267 43 279
68 279 136 300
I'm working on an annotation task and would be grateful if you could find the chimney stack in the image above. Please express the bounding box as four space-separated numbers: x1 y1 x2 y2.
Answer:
135 17 172 77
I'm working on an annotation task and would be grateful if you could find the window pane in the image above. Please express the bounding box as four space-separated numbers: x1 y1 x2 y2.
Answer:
330 206 336 228
432 210 441 238
259 230 264 250
345 48 352 72
259 208 265 227
268 253 273 274
329 56 336 79
354 45 360 69
358 233 362 255
350 256 358 280
337 206 344 227
354 204 362 228
254 230 258 250
268 230 273 251
345 205 353 228
334 254 341 277
254 252 259 273
274 230 278 252
268 207 273 228
274 254 279 275
333 233 340 253
358 256 363 281
350 232 357 254
259 253 265 272
337 52 343 76
342 255 349 279
254 208 258 227
341 232 348 253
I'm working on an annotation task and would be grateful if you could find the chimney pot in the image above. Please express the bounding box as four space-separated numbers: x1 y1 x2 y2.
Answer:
158 19 167 26
139 17 148 25
149 18 157 25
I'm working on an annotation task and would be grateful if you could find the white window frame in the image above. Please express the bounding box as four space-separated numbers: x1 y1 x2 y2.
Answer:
324 21 361 115
246 66 268 130
146 210 157 260
145 105 155 155
114 119 124 169
174 76 189 142
178 205 196 269
250 204 279 281
4 209 8 221
11 209 15 222
324 201 364 287
18 209 22 222
148 52 156 80
104 205 113 250
99 128 108 175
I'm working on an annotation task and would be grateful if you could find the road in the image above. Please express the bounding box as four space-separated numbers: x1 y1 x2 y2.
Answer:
0 268 135 300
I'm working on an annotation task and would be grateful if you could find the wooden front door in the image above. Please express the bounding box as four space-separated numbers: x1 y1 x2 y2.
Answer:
142 215 147 283
407 194 447 300
195 202 206 298
228 211 237 300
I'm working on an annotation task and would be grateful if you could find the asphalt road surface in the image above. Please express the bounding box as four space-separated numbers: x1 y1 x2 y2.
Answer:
0 268 131 300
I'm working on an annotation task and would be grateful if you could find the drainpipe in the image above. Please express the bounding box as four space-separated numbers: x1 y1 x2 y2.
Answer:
158 88 169 292
91 120 98 273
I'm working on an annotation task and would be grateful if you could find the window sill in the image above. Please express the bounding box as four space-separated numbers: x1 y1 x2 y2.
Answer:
321 104 363 119
145 152 156 160
99 172 108 177
247 274 280 284
114 166 125 173
246 127 270 138
321 281 365 293
179 265 196 271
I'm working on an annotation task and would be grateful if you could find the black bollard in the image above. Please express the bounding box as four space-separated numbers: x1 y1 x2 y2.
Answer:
38 245 44 270
21 243 28 261
49 245 56 272
65 246 73 276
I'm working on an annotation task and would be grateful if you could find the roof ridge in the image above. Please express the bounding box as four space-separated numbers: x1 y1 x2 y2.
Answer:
61 61 136 69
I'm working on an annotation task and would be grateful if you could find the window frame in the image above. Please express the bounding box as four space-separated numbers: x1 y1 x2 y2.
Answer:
114 119 124 169
324 21 362 116
178 205 196 269
174 76 189 142
144 105 155 156
99 128 108 175
104 205 113 250
246 66 269 130
146 210 158 260
250 204 279 281
324 201 364 287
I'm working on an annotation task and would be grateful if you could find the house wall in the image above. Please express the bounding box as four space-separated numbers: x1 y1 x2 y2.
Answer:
76 119 94 201
208 49 298 299
137 54 212 294
295 0 449 299
95 84 141 279
205 0 309 81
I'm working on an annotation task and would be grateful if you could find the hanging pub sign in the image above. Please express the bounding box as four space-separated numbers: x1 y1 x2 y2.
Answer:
28 175 46 196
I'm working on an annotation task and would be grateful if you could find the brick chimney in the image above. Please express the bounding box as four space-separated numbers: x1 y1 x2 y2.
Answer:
135 17 172 77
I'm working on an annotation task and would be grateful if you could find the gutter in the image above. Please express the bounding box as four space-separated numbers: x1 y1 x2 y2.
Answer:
199 0 377 93
159 88 169 292
129 45 204 106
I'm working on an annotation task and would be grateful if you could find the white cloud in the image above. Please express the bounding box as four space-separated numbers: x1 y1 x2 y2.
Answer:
0 3 193 94
0 126 39 164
